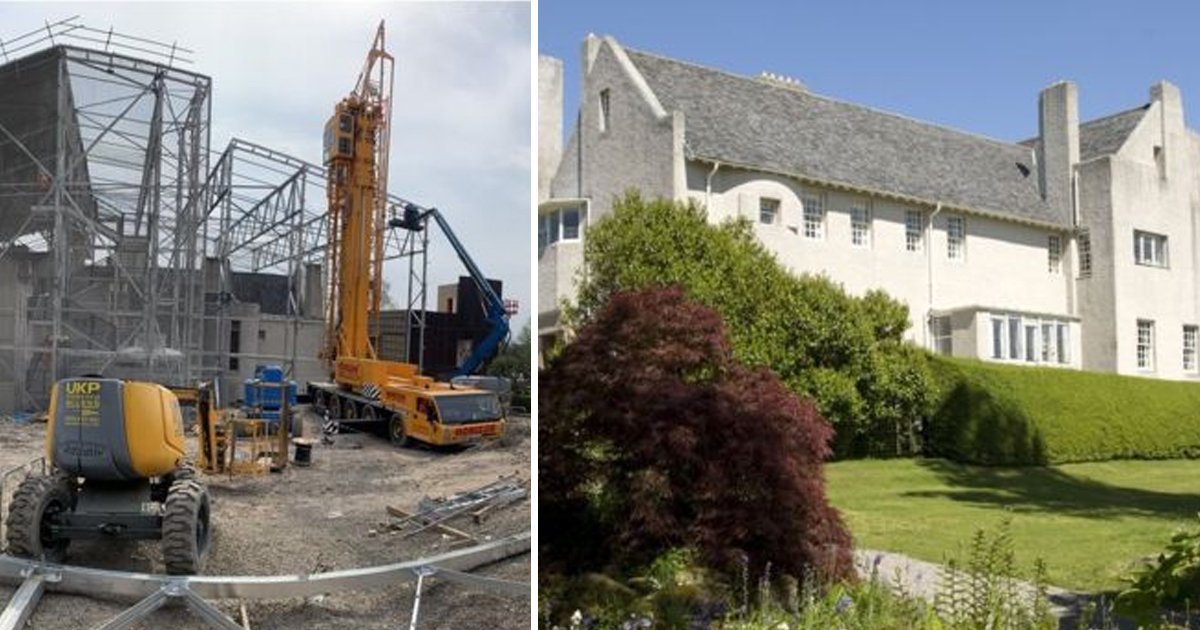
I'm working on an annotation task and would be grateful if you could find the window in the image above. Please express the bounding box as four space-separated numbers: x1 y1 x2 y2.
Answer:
1057 323 1070 364
562 208 581 239
1008 315 1022 360
947 215 966 260
802 194 825 239
1185 325 1198 373
1078 229 1092 278
931 316 952 355
759 198 780 225
229 320 241 371
906 210 923 252
538 207 584 254
1134 230 1168 267
1041 322 1055 363
850 203 871 247
1024 324 1038 362
1137 320 1155 370
1048 235 1062 273
258 329 266 341
991 317 1005 359
598 89 610 132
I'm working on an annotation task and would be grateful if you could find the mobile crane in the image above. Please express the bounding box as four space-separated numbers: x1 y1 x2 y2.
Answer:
307 21 506 447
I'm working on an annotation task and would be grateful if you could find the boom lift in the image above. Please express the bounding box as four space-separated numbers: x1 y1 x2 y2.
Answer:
307 22 506 447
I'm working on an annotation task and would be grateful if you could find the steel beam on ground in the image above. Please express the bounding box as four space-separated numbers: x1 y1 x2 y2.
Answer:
0 532 530 601
0 575 46 630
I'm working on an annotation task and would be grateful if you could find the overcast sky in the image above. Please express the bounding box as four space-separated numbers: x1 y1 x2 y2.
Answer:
0 1 532 332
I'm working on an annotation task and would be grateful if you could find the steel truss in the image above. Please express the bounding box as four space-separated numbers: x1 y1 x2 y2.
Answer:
0 21 210 404
0 531 530 630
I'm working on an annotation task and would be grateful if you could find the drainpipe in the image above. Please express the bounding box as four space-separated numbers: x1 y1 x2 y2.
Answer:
705 160 720 212
926 202 943 349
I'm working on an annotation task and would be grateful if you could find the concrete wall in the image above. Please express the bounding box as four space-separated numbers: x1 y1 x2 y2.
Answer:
1103 83 1200 379
693 165 1074 347
538 55 563 203
540 38 684 332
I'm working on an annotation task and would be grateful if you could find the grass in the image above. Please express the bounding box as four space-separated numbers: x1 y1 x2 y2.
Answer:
825 457 1200 593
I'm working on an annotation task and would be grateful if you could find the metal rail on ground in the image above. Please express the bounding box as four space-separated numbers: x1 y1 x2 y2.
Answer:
0 531 530 630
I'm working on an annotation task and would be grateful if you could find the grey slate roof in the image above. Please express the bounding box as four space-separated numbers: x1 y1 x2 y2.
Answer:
1079 106 1147 161
623 48 1068 227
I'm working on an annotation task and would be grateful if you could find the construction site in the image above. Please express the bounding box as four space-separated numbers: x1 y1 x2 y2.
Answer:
0 16 530 630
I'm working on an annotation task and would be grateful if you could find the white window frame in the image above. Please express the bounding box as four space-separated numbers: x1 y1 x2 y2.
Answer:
759 197 780 226
1134 230 1168 268
802 194 825 240
991 317 1006 359
1185 325 1198 373
947 215 966 260
1048 235 1062 274
850 202 871 247
905 210 923 252
538 206 585 254
1137 319 1156 371
931 315 952 355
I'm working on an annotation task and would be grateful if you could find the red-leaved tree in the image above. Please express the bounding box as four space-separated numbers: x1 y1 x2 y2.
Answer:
540 286 853 584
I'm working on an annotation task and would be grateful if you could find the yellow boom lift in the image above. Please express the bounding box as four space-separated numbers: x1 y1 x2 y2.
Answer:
307 22 506 446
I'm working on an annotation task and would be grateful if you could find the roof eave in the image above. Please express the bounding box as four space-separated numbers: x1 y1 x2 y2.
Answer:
688 154 1070 232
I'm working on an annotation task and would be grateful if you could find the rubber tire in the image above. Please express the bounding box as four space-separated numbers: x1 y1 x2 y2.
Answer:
362 404 378 425
388 414 409 447
5 474 71 562
162 478 211 575
174 461 198 481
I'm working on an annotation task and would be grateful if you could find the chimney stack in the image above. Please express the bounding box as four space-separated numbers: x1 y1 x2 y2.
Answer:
1037 81 1080 220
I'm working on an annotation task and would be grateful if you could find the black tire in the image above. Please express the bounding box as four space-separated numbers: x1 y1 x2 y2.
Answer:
162 478 211 575
312 389 328 414
388 413 409 447
173 461 198 481
362 404 378 424
5 474 71 562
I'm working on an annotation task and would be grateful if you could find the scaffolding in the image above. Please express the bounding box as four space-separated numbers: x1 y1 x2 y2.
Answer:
0 19 435 413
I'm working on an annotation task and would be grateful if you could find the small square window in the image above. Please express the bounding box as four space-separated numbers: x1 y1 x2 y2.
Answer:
562 208 581 240
759 198 780 225
1134 230 1168 268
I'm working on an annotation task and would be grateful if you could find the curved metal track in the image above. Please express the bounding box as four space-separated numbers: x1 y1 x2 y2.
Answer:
0 531 530 629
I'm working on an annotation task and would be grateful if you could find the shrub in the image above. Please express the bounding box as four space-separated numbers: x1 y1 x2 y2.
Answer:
569 191 933 457
926 356 1200 464
541 286 854 587
1116 516 1200 626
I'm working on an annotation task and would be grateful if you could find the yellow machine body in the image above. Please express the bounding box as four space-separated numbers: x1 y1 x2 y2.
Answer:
47 378 186 481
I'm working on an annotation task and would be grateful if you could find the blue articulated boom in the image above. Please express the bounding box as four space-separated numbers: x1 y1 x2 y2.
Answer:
390 202 510 377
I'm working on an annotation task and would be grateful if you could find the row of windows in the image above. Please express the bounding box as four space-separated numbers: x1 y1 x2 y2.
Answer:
1135 320 1199 373
990 315 1071 365
761 196 1064 271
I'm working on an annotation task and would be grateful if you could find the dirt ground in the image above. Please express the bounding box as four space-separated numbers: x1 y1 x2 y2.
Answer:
0 407 531 629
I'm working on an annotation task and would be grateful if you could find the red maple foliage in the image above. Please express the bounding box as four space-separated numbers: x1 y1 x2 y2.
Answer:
540 286 854 584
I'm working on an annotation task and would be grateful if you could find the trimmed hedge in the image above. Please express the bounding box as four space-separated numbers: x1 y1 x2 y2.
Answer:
926 356 1200 464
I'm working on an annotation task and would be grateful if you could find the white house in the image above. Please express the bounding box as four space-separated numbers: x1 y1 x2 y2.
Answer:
538 35 1200 380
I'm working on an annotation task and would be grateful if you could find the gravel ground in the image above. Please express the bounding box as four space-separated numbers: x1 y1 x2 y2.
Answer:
0 408 531 629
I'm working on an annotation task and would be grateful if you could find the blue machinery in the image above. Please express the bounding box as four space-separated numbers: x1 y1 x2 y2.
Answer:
390 202 510 378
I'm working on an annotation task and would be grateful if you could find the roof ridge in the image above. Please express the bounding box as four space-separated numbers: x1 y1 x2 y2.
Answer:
1080 103 1150 128
623 43 1036 157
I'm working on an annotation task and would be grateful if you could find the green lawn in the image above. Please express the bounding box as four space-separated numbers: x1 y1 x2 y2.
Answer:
825 458 1200 593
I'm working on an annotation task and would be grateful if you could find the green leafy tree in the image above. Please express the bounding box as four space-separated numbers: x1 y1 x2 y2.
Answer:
569 191 933 457
488 323 531 408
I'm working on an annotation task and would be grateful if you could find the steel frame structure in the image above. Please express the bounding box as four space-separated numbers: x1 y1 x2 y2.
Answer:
0 21 210 405
0 20 429 404
0 531 530 630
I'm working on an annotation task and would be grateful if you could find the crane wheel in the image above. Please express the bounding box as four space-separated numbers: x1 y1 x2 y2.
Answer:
5 474 71 563
162 478 211 575
388 414 409 447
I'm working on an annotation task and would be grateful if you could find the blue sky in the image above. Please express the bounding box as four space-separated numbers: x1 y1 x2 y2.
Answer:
540 1 1200 144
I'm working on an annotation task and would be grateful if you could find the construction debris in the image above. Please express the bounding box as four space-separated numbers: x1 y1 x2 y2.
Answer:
385 477 527 542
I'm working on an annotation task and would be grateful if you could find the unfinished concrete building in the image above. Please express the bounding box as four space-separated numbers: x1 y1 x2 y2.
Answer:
0 21 441 413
